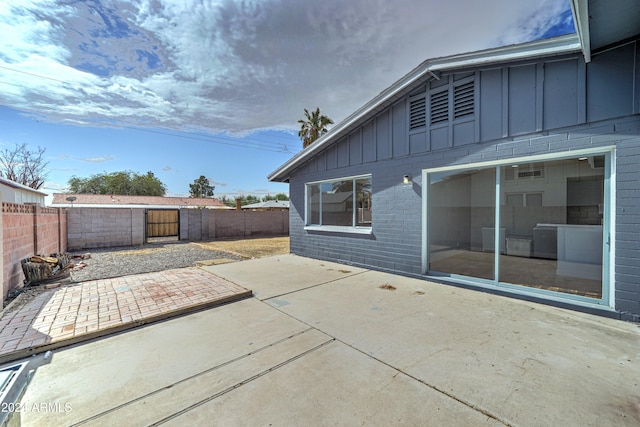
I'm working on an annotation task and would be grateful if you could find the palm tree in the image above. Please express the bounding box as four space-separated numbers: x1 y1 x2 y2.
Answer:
298 107 334 148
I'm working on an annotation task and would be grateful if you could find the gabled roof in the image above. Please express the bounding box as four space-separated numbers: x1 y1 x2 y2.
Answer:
269 1 640 183
268 34 581 183
51 193 227 208
310 192 351 204
241 200 290 209
0 176 48 196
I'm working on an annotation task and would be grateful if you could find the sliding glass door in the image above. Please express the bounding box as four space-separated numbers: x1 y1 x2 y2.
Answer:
428 168 496 281
426 152 609 302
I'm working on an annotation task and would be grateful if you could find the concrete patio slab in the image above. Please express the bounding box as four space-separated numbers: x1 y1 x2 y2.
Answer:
10 255 640 426
264 268 640 426
89 328 333 426
18 298 311 426
201 254 366 300
168 340 502 427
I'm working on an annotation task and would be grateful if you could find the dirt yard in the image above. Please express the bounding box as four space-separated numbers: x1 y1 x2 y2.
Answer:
194 236 290 259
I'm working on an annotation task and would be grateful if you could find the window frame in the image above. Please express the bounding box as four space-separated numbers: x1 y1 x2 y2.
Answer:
304 174 373 235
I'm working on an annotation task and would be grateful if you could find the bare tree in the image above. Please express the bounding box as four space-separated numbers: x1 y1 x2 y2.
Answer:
0 143 49 189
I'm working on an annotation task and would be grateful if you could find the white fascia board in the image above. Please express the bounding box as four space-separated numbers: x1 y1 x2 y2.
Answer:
268 34 582 183
0 178 48 196
570 0 591 62
426 34 581 71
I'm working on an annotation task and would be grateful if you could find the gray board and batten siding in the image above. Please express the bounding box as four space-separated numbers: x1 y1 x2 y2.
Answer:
284 39 640 321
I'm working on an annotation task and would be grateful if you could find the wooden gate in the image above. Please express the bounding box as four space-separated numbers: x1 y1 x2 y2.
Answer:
146 209 179 239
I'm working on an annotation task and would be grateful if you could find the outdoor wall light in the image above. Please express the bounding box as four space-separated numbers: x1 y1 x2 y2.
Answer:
403 174 411 184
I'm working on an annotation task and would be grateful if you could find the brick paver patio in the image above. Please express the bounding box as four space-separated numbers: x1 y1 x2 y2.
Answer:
0 267 251 362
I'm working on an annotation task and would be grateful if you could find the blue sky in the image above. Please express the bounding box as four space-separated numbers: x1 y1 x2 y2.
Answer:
0 0 574 203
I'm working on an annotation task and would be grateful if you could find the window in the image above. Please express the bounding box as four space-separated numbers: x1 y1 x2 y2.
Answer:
506 192 543 207
306 175 372 231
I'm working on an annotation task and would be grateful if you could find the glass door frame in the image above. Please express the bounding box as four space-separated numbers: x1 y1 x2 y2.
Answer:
421 146 615 308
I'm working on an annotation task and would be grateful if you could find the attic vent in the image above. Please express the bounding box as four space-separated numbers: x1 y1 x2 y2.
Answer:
505 163 545 180
454 81 474 119
518 169 542 178
409 97 426 130
430 90 449 124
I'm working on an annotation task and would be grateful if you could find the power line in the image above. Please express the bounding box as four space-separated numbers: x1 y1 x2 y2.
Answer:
0 75 303 155
162 127 299 150
0 64 69 84
119 125 293 154
0 79 28 89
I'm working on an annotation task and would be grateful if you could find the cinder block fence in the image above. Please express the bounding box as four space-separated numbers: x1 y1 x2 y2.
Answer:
1 203 67 302
66 208 145 250
66 208 289 250
180 209 289 241
1 206 287 304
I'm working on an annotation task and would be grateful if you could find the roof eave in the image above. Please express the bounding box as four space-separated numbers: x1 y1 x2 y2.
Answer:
0 179 48 196
571 0 591 62
268 34 581 183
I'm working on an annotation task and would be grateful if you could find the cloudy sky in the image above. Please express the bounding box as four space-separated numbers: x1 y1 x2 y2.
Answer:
0 0 574 200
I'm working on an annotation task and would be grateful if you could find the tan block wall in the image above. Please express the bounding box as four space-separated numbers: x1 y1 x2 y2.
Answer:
65 208 288 246
209 210 289 239
66 208 145 250
2 203 67 299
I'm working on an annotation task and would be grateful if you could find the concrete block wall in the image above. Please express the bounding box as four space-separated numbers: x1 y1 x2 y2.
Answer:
209 210 289 239
180 209 209 241
211 210 246 238
2 203 67 299
36 207 67 255
67 208 288 248
67 208 144 250
2 204 36 298
246 211 289 236
289 156 423 276
614 124 640 322
131 210 144 246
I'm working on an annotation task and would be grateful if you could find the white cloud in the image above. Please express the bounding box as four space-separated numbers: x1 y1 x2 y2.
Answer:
0 0 573 134
81 156 115 163
210 180 227 187
54 154 114 163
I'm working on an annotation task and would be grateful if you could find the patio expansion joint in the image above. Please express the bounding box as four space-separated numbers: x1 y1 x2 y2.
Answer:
260 296 512 426
71 328 332 426
341 334 512 426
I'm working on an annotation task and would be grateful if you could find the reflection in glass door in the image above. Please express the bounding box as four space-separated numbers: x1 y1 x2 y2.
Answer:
428 168 496 280
498 157 604 298
427 153 607 301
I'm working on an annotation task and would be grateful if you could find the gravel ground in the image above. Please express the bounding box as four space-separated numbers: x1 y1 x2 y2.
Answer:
69 241 242 283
